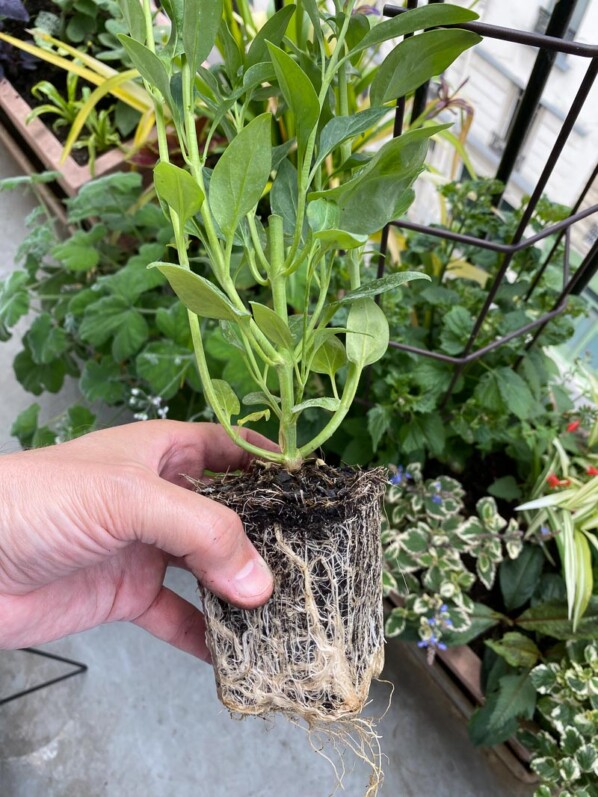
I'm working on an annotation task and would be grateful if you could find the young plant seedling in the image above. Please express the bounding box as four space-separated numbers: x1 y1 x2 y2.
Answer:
116 4 481 791
117 0 480 470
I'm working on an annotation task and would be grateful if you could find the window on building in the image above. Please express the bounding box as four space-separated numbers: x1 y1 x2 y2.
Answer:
489 85 540 169
534 0 590 69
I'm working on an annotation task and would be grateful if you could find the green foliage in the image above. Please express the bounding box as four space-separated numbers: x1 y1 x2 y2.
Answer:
115 0 479 466
382 464 523 656
520 641 598 797
332 178 587 476
27 71 122 171
0 173 219 444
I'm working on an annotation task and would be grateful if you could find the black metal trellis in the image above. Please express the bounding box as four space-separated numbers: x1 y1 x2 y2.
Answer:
379 0 598 407
0 648 87 707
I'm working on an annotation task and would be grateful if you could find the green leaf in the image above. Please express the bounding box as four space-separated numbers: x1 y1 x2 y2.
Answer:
61 405 96 440
154 162 204 223
516 598 598 640
351 4 479 55
311 335 347 377
346 298 389 368
112 310 149 362
136 340 191 399
367 405 392 453
489 672 537 729
439 305 474 355
382 569 398 597
292 397 340 414
310 126 445 235
441 603 500 646
250 302 294 350
474 371 505 414
237 409 270 427
51 226 107 271
211 379 240 422
488 476 522 502
209 113 272 238
468 694 519 748
496 367 536 421
13 347 66 395
11 403 41 447
339 272 431 303
385 607 406 637
118 0 146 43
99 244 166 302
314 107 391 172
246 4 296 68
79 296 149 361
370 29 481 106
118 35 173 105
267 42 320 160
26 313 69 365
499 544 545 612
184 0 223 76
307 197 340 231
307 198 368 250
242 391 278 407
150 263 250 321
485 632 541 669
79 357 125 404
0 271 29 326
156 303 191 346
271 159 299 235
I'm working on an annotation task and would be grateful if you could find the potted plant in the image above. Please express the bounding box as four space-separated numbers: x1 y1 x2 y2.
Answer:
0 0 154 195
382 368 598 794
110 0 481 754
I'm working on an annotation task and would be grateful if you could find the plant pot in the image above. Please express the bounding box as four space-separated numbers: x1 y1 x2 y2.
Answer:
198 462 386 721
0 78 129 196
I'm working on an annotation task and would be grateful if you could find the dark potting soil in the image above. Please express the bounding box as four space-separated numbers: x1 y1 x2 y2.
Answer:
200 459 387 536
2 1 96 166
2 0 63 101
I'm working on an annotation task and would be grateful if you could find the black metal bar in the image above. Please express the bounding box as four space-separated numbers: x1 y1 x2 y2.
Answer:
571 235 598 296
438 57 598 406
390 203 598 255
409 0 445 124
495 0 578 196
383 4 598 57
0 648 88 707
524 162 598 300
389 300 569 365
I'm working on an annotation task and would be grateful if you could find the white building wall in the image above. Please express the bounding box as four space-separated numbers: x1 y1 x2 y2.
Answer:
413 0 598 252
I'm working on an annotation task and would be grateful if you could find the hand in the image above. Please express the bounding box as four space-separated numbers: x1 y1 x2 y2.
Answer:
0 421 274 660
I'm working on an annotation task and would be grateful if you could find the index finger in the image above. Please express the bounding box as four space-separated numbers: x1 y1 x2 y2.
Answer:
156 422 278 486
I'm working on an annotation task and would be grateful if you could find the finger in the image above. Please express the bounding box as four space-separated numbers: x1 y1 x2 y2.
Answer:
119 474 273 609
132 587 211 661
155 422 278 486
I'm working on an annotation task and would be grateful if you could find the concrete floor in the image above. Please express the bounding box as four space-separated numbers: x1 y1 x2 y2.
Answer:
0 148 535 796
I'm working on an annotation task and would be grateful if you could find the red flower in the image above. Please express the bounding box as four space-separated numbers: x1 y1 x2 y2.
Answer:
546 473 571 488
587 467 598 477
567 420 581 433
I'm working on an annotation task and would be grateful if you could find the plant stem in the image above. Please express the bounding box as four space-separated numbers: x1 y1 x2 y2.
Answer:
139 0 282 464
298 363 362 458
270 214 299 466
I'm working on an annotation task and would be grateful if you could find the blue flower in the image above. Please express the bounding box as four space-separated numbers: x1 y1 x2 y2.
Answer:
431 494 443 505
389 465 412 486
540 525 551 537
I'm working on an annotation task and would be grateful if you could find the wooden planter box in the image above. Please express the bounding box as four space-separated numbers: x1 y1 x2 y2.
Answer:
0 78 129 197
386 598 538 785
